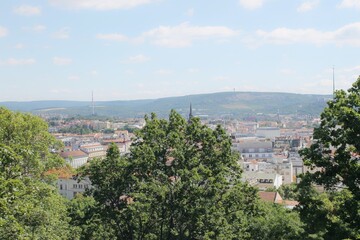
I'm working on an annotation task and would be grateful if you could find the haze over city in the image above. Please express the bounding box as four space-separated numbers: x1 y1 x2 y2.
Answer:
1 0 360 101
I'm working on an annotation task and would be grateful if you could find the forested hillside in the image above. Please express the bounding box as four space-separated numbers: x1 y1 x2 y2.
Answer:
0 92 330 118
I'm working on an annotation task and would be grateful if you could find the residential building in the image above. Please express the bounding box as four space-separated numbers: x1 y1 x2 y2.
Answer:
60 150 89 169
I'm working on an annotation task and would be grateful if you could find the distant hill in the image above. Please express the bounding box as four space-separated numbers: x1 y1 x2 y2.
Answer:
0 92 331 118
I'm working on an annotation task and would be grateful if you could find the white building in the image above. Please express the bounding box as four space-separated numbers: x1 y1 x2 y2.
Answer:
80 143 107 159
243 158 293 184
243 172 283 190
256 127 280 140
233 140 273 160
60 150 89 169
58 176 92 200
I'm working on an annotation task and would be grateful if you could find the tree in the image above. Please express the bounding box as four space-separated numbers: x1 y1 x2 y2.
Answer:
67 195 116 240
81 110 262 239
298 77 360 239
0 108 72 239
0 107 64 178
248 202 304 240
80 110 305 239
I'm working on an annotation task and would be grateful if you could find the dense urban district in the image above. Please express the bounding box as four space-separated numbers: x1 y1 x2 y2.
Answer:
1 78 360 239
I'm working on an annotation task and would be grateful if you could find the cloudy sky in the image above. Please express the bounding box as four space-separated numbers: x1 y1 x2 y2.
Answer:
1 0 360 101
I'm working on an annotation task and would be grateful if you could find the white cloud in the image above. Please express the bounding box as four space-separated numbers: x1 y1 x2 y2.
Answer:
50 88 72 94
297 0 319 12
96 33 127 41
186 8 194 16
97 23 238 47
53 27 70 39
215 76 228 81
49 0 158 10
14 43 24 49
0 26 8 37
239 0 264 10
53 57 72 65
154 69 172 75
142 22 238 47
0 58 36 66
280 68 296 75
90 70 98 75
187 68 199 73
126 54 150 63
256 22 360 46
14 5 41 16
33 25 46 32
338 0 360 9
68 75 80 80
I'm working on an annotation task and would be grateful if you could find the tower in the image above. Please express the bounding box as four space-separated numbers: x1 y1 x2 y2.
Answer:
188 103 193 122
333 66 335 99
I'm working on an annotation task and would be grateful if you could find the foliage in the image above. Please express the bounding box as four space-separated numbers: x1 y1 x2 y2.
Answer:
120 124 137 133
80 110 304 239
67 194 116 240
59 124 96 135
298 77 360 239
102 128 115 134
0 108 72 239
0 107 64 177
81 111 257 239
278 183 298 200
248 202 304 240
0 144 71 239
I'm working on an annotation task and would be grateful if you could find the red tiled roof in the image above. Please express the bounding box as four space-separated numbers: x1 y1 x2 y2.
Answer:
44 166 74 179
258 191 283 204
258 191 276 202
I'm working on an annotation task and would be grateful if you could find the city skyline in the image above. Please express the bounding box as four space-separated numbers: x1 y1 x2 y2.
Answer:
1 0 360 101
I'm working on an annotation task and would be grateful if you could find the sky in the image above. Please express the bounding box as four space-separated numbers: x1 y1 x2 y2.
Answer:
1 0 360 101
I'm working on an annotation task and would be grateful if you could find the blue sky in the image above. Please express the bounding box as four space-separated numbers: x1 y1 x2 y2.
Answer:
1 0 360 101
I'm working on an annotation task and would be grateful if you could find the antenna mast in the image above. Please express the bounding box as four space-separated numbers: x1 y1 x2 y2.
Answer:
333 66 335 99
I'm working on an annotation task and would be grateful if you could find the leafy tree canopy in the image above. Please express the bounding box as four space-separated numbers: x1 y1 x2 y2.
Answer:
79 110 303 239
0 108 72 239
0 107 64 177
299 77 360 239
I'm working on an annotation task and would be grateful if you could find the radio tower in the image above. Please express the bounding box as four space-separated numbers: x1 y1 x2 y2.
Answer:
332 66 335 99
92 91 95 115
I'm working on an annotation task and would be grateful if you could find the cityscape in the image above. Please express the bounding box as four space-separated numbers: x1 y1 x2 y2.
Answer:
1 1 359 239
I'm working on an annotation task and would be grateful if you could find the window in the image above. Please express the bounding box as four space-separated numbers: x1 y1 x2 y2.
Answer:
59 184 63 190
79 184 83 189
73 184 77 189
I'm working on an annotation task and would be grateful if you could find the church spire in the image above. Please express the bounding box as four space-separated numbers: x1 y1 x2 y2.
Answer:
188 103 193 122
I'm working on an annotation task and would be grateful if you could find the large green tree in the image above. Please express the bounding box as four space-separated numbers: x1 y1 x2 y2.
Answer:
299 77 360 239
80 110 303 239
0 108 71 239
81 111 259 239
0 107 64 177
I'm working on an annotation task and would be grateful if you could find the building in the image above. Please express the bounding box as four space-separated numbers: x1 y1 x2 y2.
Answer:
243 158 293 184
60 150 89 169
243 172 283 190
80 143 107 159
58 176 91 200
233 140 274 160
256 127 280 140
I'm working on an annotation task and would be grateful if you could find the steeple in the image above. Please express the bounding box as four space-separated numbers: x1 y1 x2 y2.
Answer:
188 103 193 122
